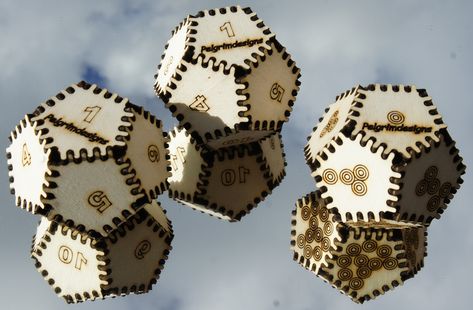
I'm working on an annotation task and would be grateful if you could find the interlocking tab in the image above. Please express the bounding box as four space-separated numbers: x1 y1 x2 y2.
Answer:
306 84 465 225
31 203 173 303
6 82 170 234
291 191 427 303
167 127 285 221
305 84 448 170
155 6 300 148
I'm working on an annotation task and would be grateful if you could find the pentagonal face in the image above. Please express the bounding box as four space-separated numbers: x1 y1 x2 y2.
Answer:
31 219 106 303
324 222 426 303
350 84 446 159
188 5 274 70
31 82 133 160
316 134 400 222
305 87 360 167
241 42 300 131
167 127 207 199
125 106 170 199
46 158 144 237
291 192 340 274
259 133 286 186
155 19 192 94
104 207 172 295
6 117 51 213
197 145 271 220
164 58 247 142
398 134 465 224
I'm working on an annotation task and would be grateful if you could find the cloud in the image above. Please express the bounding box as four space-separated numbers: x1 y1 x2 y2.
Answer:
0 0 471 309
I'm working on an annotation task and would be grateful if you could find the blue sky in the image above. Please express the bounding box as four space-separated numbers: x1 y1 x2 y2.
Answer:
0 1 472 309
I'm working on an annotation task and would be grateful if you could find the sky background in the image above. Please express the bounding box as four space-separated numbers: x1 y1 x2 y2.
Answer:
0 0 472 309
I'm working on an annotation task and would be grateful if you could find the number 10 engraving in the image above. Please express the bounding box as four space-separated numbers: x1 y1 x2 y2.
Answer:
221 166 250 186
58 245 87 270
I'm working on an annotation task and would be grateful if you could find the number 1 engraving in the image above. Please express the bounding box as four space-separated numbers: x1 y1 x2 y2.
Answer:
220 22 235 37
83 106 101 123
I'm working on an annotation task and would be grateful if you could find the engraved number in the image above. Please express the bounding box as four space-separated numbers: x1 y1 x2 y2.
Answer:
190 95 210 112
270 83 285 102
221 166 250 186
58 246 87 270
220 22 235 37
22 143 32 167
171 147 186 171
163 56 174 76
148 145 160 162
83 106 102 123
87 191 112 213
134 240 152 260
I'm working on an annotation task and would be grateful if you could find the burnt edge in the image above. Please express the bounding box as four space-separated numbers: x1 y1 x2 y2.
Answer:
304 85 362 172
6 116 52 214
122 103 171 200
30 80 134 163
238 38 301 132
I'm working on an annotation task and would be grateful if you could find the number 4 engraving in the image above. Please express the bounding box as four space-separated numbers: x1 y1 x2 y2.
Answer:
21 143 32 167
220 22 235 37
83 106 101 123
171 147 186 171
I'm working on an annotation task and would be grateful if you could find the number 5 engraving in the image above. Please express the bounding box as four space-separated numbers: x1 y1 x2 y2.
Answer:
88 191 112 213
220 22 235 37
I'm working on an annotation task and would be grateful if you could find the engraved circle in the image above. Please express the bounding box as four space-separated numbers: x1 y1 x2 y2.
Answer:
438 182 452 198
353 165 369 181
322 169 338 185
424 166 438 182
337 255 352 268
338 268 353 281
323 221 334 236
309 216 319 230
354 254 369 267
347 243 362 257
340 169 355 185
415 179 428 196
313 246 323 261
383 257 398 270
296 234 306 249
377 245 392 258
368 257 383 271
321 237 331 252
387 111 405 125
362 240 377 253
427 178 441 195
305 228 315 243
352 180 368 196
349 278 364 290
311 200 320 216
427 195 441 212
314 228 324 243
319 207 330 222
301 206 311 221
357 266 372 279
304 245 313 259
